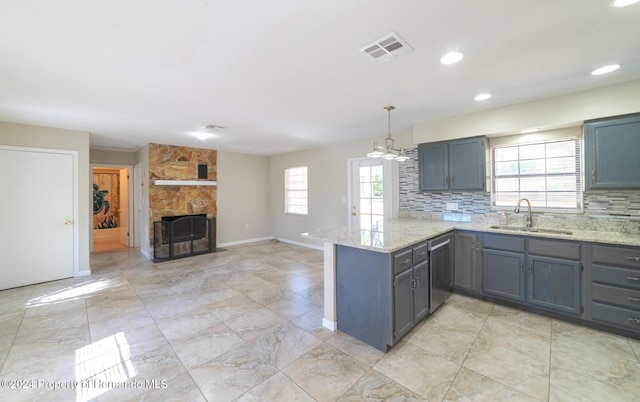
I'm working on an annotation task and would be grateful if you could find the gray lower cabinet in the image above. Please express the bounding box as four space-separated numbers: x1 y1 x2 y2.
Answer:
526 239 582 316
454 231 481 294
482 234 526 303
481 235 582 315
589 244 640 334
336 240 431 351
336 245 393 351
393 259 428 341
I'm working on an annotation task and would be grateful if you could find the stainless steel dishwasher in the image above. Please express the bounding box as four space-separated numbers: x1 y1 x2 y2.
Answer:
428 233 453 313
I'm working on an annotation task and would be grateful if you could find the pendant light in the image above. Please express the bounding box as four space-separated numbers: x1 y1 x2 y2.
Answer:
366 105 409 162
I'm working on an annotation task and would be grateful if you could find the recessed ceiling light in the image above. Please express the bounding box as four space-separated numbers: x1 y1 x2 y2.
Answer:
195 132 210 140
612 0 640 7
474 93 492 101
591 64 621 75
440 51 464 65
521 128 539 134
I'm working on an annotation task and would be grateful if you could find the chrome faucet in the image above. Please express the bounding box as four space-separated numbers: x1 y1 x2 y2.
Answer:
514 198 532 228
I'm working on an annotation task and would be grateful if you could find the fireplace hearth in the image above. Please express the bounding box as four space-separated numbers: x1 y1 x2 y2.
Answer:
153 215 216 261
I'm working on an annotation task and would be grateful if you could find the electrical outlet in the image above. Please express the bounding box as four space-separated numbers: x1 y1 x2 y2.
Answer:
445 202 459 211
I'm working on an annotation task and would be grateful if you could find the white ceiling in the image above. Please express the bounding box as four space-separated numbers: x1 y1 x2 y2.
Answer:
1 1 639 155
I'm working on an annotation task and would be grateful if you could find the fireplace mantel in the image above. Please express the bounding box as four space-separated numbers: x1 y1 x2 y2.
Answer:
154 180 217 186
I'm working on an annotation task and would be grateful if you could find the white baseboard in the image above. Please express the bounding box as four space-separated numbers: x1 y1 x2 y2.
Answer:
217 236 274 248
76 269 91 277
217 236 323 251
276 237 324 251
322 318 337 331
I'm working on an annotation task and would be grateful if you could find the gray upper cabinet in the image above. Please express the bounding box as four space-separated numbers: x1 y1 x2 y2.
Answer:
418 141 448 191
584 113 640 190
418 136 486 191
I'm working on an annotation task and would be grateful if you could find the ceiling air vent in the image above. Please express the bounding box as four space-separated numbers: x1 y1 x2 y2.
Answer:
201 124 225 130
359 32 413 64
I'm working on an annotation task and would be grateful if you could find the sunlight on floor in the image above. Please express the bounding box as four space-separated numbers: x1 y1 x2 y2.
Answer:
26 279 118 307
75 332 135 402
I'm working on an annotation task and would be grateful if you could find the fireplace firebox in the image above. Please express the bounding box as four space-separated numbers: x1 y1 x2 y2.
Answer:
153 215 216 261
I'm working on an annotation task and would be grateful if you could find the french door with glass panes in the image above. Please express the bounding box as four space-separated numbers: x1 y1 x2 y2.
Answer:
349 158 391 231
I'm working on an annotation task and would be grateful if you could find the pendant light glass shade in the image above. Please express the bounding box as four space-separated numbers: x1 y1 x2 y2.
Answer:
366 106 408 162
367 142 385 158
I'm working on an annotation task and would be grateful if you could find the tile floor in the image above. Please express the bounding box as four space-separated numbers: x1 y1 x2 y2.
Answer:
1 241 639 401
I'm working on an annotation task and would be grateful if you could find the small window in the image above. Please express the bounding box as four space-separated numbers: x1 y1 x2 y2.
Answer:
284 166 308 215
492 138 582 211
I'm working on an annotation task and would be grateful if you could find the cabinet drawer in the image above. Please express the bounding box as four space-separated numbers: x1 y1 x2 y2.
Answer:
393 249 413 275
592 245 640 268
483 234 525 252
528 239 580 260
413 242 429 265
592 264 640 290
592 283 640 311
592 302 640 332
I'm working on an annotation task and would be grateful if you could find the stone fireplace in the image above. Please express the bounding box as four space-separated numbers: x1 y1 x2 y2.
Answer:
148 143 217 260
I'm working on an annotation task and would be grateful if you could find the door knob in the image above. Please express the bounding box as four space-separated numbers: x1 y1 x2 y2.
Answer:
64 220 72 225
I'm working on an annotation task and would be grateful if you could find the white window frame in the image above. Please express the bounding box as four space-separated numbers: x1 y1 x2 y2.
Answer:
490 132 583 213
284 166 308 216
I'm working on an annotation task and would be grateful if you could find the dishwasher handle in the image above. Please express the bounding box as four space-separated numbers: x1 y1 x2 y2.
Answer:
429 238 450 251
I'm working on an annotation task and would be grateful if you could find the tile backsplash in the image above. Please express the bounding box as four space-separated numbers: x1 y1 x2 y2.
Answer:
399 147 640 234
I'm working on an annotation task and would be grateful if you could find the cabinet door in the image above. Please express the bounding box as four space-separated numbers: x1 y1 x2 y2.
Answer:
585 113 640 189
450 137 486 191
418 142 448 191
413 261 429 322
483 249 526 303
526 255 581 315
454 232 477 292
394 268 414 340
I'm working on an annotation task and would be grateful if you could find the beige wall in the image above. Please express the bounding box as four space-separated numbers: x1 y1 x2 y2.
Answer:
217 151 271 245
413 79 640 143
0 121 91 273
269 132 411 248
90 149 136 166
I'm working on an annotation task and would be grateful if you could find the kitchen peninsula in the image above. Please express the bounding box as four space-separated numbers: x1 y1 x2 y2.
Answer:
305 218 640 351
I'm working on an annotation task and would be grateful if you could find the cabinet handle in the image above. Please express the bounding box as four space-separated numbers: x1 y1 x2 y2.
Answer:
529 265 532 272
520 264 524 272
444 176 449 185
627 256 640 262
402 258 411 264
628 297 640 303
628 317 640 325
419 251 427 256
450 176 454 185
591 170 596 181
627 276 640 281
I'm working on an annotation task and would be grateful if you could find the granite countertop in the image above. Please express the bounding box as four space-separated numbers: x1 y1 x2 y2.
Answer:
303 218 640 253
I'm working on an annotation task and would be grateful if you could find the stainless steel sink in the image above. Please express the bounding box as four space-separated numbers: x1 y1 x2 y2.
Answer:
489 225 573 235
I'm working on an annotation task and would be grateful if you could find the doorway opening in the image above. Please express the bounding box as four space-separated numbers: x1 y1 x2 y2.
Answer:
92 165 132 252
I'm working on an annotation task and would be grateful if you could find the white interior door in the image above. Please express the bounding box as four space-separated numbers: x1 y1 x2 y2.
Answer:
119 168 129 246
0 147 75 290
